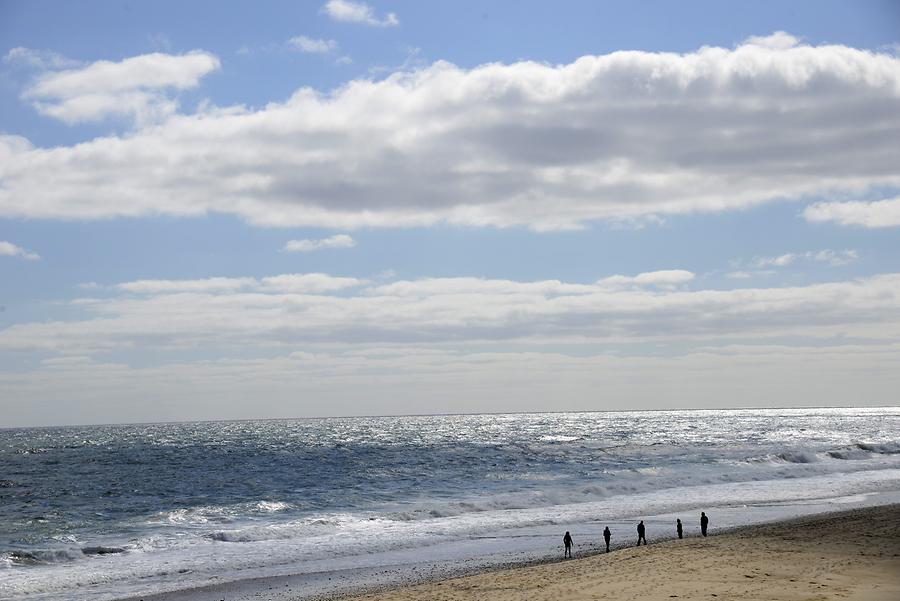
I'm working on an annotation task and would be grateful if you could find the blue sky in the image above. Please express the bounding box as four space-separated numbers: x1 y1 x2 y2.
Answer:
1 1 899 426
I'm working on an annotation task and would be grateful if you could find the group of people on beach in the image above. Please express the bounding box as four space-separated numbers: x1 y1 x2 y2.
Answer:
563 511 709 557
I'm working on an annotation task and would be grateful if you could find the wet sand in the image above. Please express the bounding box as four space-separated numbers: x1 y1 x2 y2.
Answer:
334 504 900 601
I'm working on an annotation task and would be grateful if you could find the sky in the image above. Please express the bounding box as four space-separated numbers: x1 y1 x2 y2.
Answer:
1 0 899 427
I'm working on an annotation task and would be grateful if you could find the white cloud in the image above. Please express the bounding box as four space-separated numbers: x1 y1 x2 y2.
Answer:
3 271 900 354
598 269 695 289
365 276 596 297
238 38 349 63
750 249 858 269
115 274 363 294
727 270 777 279
3 47 80 70
284 234 356 252
743 31 801 50
258 273 365 293
22 51 220 125
753 253 797 268
726 271 753 280
362 270 690 301
322 0 398 27
288 36 339 54
2 37 900 228
116 277 256 294
809 249 859 266
803 197 900 228
0 240 39 260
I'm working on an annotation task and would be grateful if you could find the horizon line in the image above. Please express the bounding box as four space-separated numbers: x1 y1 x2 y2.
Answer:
3 403 898 431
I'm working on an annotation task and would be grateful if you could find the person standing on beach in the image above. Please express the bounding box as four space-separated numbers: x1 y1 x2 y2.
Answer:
700 512 709 537
563 531 573 558
676 518 683 539
636 520 646 546
603 526 611 552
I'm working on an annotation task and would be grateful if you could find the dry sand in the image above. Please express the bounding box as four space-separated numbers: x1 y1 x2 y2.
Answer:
336 505 900 601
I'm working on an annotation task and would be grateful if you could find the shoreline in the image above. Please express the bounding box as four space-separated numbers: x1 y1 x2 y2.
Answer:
329 503 900 601
122 499 900 601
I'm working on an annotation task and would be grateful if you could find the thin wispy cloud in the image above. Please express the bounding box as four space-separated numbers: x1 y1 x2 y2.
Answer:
116 277 257 294
751 249 859 269
288 36 339 54
3 47 81 70
283 234 356 252
237 37 349 63
322 0 399 27
753 254 797 268
726 271 755 280
115 273 364 294
367 46 424 77
146 33 173 52
0 240 40 261
808 249 859 266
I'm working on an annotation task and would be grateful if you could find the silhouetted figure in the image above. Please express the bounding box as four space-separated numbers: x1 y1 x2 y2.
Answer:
603 526 611 552
636 520 646 546
676 518 683 539
563 531 573 558
700 512 709 537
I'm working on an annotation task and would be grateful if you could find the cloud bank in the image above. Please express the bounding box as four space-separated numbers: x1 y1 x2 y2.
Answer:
3 271 900 353
2 35 899 228
4 268 899 423
3 270 900 424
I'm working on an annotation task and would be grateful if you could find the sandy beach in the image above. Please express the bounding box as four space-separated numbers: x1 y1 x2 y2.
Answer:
334 504 900 601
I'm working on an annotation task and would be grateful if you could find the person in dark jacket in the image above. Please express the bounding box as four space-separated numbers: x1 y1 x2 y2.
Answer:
700 512 709 537
603 525 611 552
563 531 573 557
676 518 683 539
636 520 646 546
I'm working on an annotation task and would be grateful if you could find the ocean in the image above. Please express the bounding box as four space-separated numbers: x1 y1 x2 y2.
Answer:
2 408 900 600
